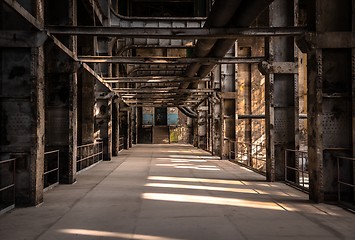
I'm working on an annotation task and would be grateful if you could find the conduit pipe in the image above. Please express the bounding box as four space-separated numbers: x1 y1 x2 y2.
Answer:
178 106 197 118
181 0 243 87
183 0 275 89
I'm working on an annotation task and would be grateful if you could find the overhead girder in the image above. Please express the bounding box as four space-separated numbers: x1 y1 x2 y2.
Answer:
77 56 264 64
3 0 291 109
46 26 305 39
115 44 194 56
109 7 205 28
113 88 214 94
108 8 205 53
127 66 186 77
180 0 276 90
103 76 210 84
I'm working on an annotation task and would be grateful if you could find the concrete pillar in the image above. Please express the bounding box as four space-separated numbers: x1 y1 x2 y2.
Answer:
221 45 236 159
300 0 353 202
263 0 299 181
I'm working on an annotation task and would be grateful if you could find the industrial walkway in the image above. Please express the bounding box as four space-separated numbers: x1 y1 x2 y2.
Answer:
1 144 355 240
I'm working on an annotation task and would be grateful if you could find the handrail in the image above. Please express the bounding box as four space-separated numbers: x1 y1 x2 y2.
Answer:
77 142 103 172
0 158 16 214
337 156 355 210
119 137 125 151
284 149 308 191
43 150 60 191
228 140 266 173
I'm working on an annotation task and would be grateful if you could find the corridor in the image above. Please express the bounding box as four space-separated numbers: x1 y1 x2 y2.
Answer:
1 144 355 240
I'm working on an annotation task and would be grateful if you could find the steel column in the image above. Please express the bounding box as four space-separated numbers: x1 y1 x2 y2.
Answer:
221 45 236 159
305 0 353 202
265 0 299 182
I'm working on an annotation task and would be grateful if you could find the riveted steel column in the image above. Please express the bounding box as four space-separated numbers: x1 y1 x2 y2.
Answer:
305 0 353 202
0 0 45 205
95 35 113 160
353 0 355 205
197 101 208 150
264 0 299 181
221 45 236 159
212 66 222 157
44 0 78 184
95 84 113 161
68 0 78 181
112 99 120 155
78 68 95 146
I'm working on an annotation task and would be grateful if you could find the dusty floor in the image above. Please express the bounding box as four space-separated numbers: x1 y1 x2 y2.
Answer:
1 144 355 240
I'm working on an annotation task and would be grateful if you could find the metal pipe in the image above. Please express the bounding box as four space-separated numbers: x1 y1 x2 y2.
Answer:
178 106 198 118
195 0 275 80
181 0 243 85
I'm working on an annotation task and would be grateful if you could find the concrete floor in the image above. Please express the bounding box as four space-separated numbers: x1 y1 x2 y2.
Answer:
1 144 355 240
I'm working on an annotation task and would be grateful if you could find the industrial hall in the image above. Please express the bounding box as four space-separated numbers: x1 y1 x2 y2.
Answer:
1 0 355 239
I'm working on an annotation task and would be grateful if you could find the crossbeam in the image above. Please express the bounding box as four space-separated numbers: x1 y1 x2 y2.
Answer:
78 56 264 64
104 76 210 83
114 88 215 93
46 26 306 39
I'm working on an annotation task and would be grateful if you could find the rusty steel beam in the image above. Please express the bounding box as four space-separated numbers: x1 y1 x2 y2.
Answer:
124 99 201 103
103 76 210 83
114 88 215 93
78 56 264 64
121 94 208 99
46 26 306 39
2 0 43 30
116 44 194 55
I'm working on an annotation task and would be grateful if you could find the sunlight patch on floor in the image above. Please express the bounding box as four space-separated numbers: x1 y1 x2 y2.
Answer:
142 193 283 211
148 176 244 185
58 229 184 240
145 183 263 194
155 164 220 171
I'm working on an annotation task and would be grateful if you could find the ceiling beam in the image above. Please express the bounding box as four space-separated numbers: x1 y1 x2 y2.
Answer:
114 88 215 93
3 0 43 30
78 56 264 64
103 76 210 83
46 26 306 39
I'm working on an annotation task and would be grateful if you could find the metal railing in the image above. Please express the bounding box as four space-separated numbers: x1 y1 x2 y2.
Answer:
77 142 103 172
0 158 15 214
228 140 266 173
284 149 309 191
228 140 236 160
337 156 355 210
119 137 125 151
44 150 59 191
236 141 266 173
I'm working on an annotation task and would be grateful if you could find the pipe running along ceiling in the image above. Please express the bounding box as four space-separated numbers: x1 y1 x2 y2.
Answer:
179 0 275 117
